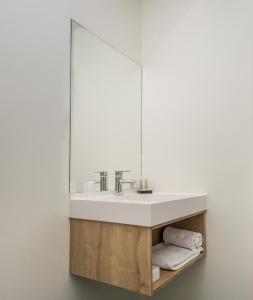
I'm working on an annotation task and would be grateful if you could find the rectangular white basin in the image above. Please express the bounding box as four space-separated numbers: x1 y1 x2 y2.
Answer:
70 192 207 227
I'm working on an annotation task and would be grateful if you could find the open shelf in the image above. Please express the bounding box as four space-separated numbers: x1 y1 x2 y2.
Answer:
151 212 206 294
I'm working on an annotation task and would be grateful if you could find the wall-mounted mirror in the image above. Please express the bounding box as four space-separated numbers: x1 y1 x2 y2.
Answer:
70 20 142 193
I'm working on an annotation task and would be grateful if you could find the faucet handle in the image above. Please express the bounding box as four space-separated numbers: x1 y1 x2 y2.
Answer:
94 171 107 177
115 170 131 176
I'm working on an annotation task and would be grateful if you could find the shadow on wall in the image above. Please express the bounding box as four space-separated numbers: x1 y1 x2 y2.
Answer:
69 259 206 300
70 275 141 300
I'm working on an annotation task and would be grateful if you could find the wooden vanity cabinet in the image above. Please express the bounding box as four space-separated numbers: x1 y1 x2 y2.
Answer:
69 211 206 296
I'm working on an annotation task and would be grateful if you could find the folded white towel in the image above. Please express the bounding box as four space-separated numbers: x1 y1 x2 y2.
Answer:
163 226 202 250
152 243 202 271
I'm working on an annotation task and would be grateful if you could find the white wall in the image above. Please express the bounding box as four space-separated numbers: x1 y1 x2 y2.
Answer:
2 1 253 299
142 0 253 299
0 1 142 300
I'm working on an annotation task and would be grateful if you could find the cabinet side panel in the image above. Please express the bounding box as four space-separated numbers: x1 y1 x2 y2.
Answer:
70 219 152 295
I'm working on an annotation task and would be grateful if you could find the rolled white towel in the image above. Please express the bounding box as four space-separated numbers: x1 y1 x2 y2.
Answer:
163 226 202 251
152 243 202 271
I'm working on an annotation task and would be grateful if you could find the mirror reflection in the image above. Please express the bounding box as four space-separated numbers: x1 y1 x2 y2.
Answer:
70 20 142 193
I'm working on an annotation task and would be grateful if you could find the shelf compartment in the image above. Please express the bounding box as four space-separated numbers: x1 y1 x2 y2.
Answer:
151 212 206 294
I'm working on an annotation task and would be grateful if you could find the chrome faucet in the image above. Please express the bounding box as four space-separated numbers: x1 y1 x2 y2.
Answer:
94 171 108 191
115 170 135 195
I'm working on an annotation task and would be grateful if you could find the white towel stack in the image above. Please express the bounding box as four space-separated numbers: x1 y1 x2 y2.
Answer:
152 226 203 271
163 226 202 250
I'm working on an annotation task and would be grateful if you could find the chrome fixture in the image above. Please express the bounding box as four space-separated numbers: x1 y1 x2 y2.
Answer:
115 170 135 195
94 171 108 191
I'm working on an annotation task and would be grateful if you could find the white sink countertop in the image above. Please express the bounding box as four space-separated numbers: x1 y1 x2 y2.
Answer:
70 192 207 227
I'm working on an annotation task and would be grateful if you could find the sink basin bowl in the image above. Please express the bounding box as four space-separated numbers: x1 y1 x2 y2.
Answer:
70 192 207 227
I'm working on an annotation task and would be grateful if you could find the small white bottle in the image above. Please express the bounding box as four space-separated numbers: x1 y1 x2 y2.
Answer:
152 265 160 282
